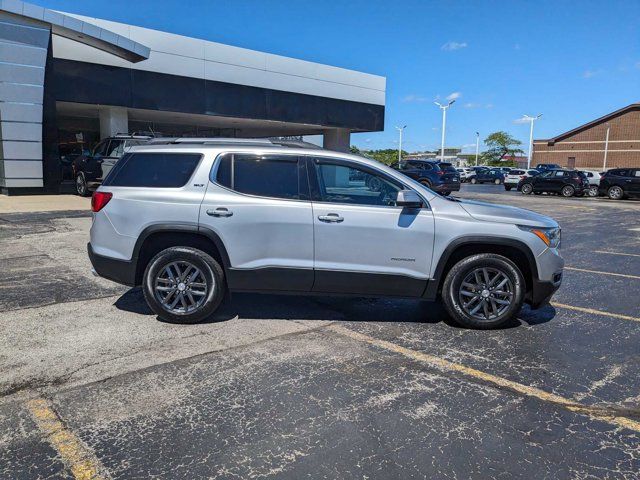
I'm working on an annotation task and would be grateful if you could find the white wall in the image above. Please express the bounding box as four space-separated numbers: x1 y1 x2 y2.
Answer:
54 13 386 106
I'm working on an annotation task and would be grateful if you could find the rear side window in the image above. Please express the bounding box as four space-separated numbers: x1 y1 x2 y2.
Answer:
215 153 301 200
511 170 524 175
103 152 201 187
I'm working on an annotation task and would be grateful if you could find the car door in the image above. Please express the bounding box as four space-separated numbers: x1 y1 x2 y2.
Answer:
533 171 553 191
100 139 125 179
629 169 640 194
308 156 435 297
199 152 314 291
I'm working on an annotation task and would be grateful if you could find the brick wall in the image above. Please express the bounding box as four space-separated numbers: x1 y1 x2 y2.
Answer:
532 109 640 169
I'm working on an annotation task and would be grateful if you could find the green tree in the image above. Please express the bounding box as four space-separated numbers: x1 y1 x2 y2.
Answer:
350 147 406 166
482 131 524 166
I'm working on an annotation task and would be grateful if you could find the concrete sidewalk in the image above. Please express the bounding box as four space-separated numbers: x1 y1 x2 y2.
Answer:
0 195 89 214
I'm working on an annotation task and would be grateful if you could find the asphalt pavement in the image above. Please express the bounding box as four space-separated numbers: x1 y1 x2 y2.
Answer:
1 186 639 479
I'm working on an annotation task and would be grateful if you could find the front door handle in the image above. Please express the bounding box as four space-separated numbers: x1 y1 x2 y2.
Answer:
318 213 344 223
207 207 233 217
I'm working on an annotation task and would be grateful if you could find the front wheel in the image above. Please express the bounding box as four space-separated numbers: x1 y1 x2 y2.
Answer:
469 177 477 184
521 183 533 195
587 186 598 197
494 178 501 185
441 254 525 329
561 185 575 197
607 185 624 200
142 246 226 324
75 173 90 197
504 185 512 191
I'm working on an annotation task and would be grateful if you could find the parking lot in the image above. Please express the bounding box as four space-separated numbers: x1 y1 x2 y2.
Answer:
1 186 639 479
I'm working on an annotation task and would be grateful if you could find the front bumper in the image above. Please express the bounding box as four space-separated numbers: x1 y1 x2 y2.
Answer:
88 243 137 286
526 271 562 308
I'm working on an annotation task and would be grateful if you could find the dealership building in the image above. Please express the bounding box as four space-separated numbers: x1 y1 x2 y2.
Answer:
0 1 385 195
533 103 640 170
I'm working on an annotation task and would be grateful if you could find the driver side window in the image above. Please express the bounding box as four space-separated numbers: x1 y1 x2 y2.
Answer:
313 161 402 207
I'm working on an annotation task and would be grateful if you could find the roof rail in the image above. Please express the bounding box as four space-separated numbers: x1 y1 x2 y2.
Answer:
145 137 323 149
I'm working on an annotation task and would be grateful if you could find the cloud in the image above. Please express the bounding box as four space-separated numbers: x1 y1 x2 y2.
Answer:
461 143 477 149
441 41 467 51
402 94 428 103
513 117 530 124
514 43 521 50
446 91 462 101
635 61 640 69
463 102 480 109
485 103 494 109
583 69 603 78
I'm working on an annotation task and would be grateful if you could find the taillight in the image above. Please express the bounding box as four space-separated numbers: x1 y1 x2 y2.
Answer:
435 170 444 176
91 191 112 212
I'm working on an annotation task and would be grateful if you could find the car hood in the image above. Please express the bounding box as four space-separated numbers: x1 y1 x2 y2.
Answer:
457 198 558 228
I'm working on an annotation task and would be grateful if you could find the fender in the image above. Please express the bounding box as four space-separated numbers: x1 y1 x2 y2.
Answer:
422 235 538 301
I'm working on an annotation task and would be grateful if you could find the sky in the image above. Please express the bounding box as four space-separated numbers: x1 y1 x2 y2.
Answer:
38 0 640 153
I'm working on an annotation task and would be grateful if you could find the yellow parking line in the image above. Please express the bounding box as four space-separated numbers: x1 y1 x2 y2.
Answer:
27 398 106 480
551 302 640 323
564 266 640 280
329 324 640 433
594 250 640 258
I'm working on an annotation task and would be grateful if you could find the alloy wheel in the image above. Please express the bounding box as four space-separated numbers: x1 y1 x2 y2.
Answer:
521 184 533 194
154 261 209 315
76 175 86 196
458 267 514 322
562 186 574 197
588 186 598 197
608 186 623 200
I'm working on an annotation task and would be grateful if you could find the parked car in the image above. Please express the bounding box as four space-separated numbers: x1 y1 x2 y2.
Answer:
72 134 152 196
504 169 539 191
580 170 603 197
535 163 562 172
391 160 460 195
598 168 640 200
467 168 505 184
456 167 474 182
519 169 588 197
88 138 563 329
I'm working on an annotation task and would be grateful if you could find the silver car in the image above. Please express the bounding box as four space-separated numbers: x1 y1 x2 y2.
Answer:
88 139 564 329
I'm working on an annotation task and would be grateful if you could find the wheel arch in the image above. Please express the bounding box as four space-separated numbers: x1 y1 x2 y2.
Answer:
132 224 231 285
424 237 538 301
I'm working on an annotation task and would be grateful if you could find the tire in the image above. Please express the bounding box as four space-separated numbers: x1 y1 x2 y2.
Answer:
561 185 575 197
441 253 525 329
504 185 512 191
142 246 226 324
521 183 533 195
470 177 477 184
494 178 501 185
607 185 624 200
419 179 433 189
587 186 598 197
75 173 90 197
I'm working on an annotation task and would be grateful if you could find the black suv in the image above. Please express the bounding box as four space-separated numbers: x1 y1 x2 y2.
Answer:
519 169 588 197
72 134 151 196
467 167 505 184
598 168 640 200
390 160 460 195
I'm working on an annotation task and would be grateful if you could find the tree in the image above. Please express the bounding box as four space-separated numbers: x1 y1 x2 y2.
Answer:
482 131 524 166
349 147 407 166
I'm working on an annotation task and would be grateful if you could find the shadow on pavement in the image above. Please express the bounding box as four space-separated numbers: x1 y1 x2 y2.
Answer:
114 287 556 329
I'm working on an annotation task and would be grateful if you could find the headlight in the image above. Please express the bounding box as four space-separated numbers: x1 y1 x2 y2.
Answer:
518 225 561 248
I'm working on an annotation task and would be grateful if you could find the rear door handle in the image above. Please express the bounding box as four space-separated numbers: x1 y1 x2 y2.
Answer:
318 213 344 223
207 207 233 217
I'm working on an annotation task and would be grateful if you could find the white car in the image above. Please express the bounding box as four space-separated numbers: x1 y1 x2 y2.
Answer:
580 170 602 197
456 167 474 182
504 169 539 191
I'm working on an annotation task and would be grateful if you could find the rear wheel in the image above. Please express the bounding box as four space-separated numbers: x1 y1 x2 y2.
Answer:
441 254 525 329
75 173 90 197
504 185 512 191
521 183 533 195
561 185 575 197
607 185 624 200
419 179 433 189
469 177 477 184
441 191 451 196
494 178 501 185
142 246 226 324
587 185 598 197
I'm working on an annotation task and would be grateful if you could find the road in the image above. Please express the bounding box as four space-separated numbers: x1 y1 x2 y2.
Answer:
1 187 639 479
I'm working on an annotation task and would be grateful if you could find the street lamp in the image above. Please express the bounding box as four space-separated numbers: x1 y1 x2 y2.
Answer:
395 125 407 166
475 131 480 166
523 114 542 169
435 100 455 161
603 123 610 171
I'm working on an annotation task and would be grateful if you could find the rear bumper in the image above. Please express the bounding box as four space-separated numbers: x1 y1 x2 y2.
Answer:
88 243 137 286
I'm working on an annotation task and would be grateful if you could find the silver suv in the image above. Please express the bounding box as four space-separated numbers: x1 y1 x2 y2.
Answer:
88 139 564 329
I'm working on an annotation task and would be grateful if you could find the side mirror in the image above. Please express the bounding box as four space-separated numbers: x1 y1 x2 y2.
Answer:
396 190 422 208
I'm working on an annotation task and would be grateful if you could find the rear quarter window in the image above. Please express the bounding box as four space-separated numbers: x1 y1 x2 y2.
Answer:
103 152 202 187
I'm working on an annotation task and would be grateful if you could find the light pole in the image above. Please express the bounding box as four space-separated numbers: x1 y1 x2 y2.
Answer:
475 131 480 166
395 125 407 166
435 100 455 161
523 114 542 169
603 123 610 171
